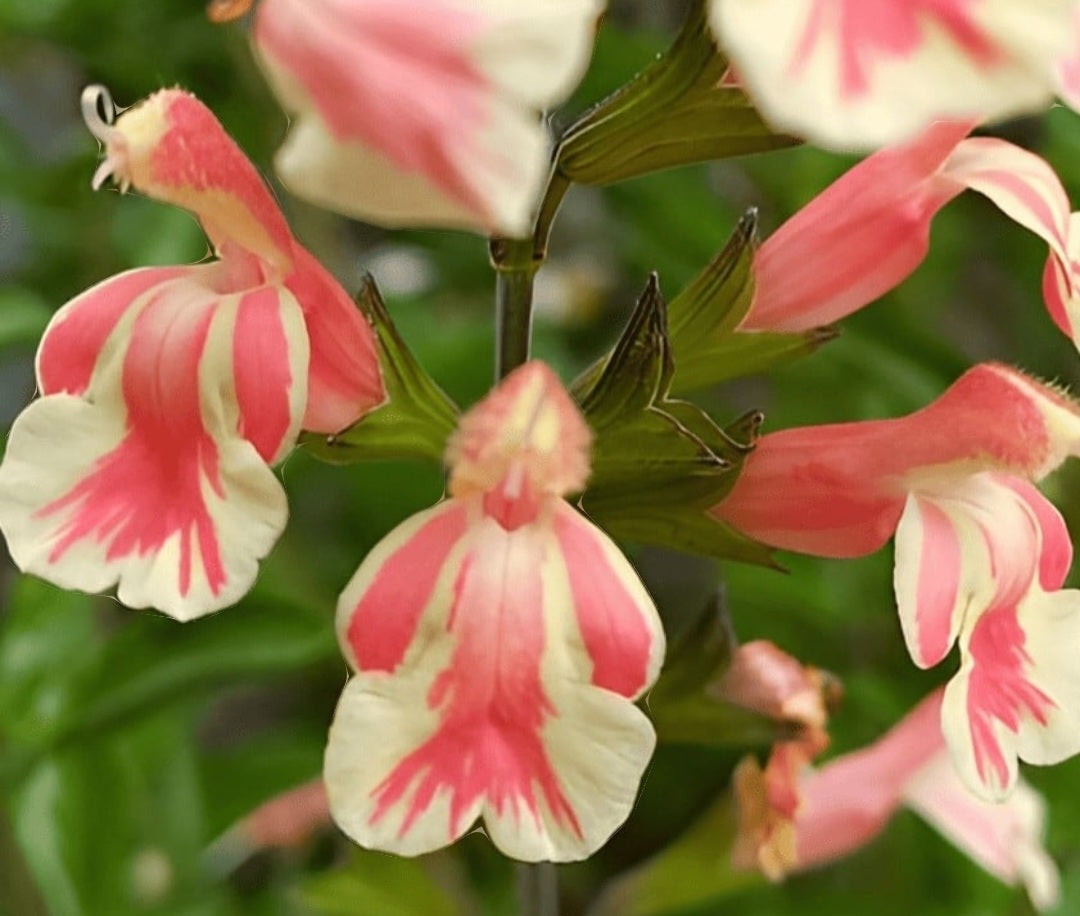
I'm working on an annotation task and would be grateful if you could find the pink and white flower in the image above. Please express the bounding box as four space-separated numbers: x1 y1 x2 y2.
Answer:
252 0 604 236
714 363 1080 799
709 0 1080 151
325 361 664 861
0 87 385 620
741 121 1080 348
734 690 1060 910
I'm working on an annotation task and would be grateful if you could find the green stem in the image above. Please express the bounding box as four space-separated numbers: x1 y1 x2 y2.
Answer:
490 237 541 380
516 862 559 916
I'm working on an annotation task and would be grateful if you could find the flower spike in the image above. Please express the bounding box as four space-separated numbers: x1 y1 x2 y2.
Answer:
326 362 665 861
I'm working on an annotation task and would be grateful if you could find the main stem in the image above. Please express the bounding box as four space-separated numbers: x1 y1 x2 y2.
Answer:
491 236 541 380
516 862 560 916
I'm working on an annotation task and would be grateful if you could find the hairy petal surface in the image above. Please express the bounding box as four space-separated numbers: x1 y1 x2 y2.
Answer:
714 363 1080 556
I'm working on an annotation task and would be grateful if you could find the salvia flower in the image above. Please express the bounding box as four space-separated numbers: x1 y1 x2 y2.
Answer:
0 87 384 620
708 0 1080 151
325 361 665 861
714 363 1080 799
741 120 1080 348
734 691 1059 910
252 0 604 236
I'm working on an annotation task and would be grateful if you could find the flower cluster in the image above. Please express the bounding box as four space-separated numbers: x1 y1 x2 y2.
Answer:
4 0 1080 905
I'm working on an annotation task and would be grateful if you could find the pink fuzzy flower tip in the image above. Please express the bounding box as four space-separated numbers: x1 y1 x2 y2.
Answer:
0 85 384 621
325 362 666 861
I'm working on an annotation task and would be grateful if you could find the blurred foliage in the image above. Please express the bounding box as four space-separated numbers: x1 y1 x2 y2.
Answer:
3 1 1080 915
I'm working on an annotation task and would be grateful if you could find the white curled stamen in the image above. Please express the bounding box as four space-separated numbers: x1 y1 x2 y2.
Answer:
80 85 129 192
81 85 117 141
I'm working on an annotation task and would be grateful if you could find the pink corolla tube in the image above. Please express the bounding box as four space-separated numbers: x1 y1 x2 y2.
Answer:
734 690 1060 911
708 0 1080 151
326 361 665 861
742 120 1080 348
714 363 1080 799
252 0 603 236
0 87 385 621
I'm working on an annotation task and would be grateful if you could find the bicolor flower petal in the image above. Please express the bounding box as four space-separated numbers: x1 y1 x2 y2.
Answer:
742 121 1080 347
325 362 665 861
734 691 1060 911
708 0 1080 151
252 0 603 236
714 363 1080 797
0 87 385 620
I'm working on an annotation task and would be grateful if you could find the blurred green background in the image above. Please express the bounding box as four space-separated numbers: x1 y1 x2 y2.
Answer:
3 1 1080 915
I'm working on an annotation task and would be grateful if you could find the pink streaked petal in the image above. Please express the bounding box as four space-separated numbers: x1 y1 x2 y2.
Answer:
37 266 187 396
283 244 385 434
1041 249 1075 338
710 0 1072 151
0 281 288 619
336 501 471 673
743 120 970 333
448 361 591 504
254 0 600 235
942 136 1072 272
902 752 1060 911
893 494 964 669
326 510 655 861
231 285 309 464
942 583 1080 800
550 502 663 699
996 477 1072 591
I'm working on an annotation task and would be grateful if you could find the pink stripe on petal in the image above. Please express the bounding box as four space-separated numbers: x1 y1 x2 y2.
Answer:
232 286 303 464
552 505 657 698
345 502 470 673
1041 254 1074 337
368 521 581 842
964 603 1055 791
744 121 970 333
38 266 187 396
894 495 962 669
255 0 490 218
944 140 1071 263
284 244 385 433
38 289 227 599
791 0 999 101
997 477 1072 591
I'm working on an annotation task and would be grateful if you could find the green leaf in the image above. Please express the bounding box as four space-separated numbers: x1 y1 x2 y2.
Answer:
666 210 838 393
575 276 774 565
298 851 462 916
650 594 790 749
590 793 763 916
556 0 796 187
302 274 459 466
0 287 51 350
